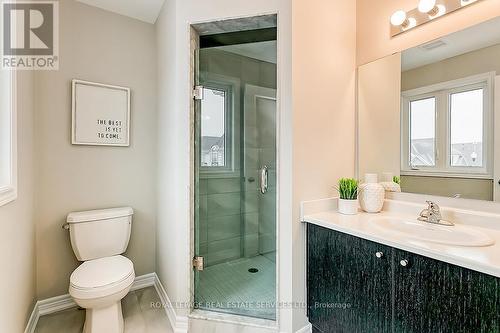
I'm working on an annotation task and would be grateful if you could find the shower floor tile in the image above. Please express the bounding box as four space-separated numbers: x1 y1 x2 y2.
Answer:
196 254 276 320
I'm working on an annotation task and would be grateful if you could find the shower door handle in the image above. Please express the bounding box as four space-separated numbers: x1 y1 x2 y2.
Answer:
260 165 268 194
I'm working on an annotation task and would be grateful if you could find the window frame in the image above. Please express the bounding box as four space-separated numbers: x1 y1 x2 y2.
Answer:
401 72 494 179
0 70 17 207
199 79 239 177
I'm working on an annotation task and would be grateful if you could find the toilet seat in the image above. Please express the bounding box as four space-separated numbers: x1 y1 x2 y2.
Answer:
69 255 134 299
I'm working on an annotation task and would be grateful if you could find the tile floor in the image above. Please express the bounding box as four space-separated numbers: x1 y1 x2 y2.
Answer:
196 254 276 320
34 287 173 333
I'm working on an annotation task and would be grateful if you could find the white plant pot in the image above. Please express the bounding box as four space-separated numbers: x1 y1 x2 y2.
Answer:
338 199 358 215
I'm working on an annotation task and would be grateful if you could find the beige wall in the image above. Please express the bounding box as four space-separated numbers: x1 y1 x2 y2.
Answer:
0 72 36 332
34 0 157 298
292 0 356 216
292 0 356 326
402 43 500 90
401 175 493 201
357 0 500 65
358 53 401 179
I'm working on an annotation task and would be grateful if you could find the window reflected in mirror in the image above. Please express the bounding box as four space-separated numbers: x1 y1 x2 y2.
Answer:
409 97 436 168
450 89 484 168
358 16 500 202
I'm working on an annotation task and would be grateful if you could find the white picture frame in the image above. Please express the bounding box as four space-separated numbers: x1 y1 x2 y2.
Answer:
72 79 131 146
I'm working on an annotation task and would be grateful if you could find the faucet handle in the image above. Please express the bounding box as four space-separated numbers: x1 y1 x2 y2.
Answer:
425 201 442 220
419 200 452 225
426 200 439 211
418 209 429 219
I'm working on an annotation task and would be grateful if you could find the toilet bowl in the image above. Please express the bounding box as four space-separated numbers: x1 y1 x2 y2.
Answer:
66 207 134 333
70 255 135 333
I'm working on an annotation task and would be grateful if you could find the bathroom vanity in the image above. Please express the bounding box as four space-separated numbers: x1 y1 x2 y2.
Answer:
302 199 500 333
312 16 500 333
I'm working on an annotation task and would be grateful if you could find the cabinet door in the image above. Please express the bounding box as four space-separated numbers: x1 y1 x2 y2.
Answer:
393 249 500 333
307 224 392 333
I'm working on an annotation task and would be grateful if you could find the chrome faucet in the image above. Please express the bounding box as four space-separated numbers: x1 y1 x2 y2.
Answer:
418 201 454 226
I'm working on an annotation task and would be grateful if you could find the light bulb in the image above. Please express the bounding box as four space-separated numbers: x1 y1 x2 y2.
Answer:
461 0 477 6
402 18 417 31
433 4 446 17
390 10 407 26
418 0 437 13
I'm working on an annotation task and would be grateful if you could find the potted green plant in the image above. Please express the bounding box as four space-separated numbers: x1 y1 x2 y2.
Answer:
336 178 359 215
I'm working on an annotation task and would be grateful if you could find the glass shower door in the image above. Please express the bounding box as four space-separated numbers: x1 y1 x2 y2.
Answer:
193 46 277 320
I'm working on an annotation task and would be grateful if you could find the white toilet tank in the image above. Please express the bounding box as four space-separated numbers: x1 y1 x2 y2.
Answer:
67 207 133 261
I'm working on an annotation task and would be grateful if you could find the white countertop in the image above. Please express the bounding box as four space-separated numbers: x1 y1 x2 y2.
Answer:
303 202 500 278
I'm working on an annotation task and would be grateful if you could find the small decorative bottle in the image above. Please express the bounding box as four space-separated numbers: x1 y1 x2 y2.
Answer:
359 173 385 213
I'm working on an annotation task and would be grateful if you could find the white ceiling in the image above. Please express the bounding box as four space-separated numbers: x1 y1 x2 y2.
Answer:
402 17 500 71
218 41 277 64
76 0 165 24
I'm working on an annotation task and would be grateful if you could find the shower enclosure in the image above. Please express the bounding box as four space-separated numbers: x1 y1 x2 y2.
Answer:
193 18 277 320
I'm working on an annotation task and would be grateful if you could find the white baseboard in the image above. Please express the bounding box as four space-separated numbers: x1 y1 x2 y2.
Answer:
130 272 156 292
25 272 305 333
152 273 189 333
23 304 39 333
295 322 312 333
24 272 157 333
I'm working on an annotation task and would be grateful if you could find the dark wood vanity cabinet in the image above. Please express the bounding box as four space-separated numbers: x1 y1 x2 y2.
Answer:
393 248 499 333
307 224 392 333
307 224 500 333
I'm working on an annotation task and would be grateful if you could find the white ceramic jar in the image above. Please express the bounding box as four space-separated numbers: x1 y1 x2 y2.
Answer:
359 173 385 213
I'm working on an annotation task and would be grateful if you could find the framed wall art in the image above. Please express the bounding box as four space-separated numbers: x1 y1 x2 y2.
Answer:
72 79 130 146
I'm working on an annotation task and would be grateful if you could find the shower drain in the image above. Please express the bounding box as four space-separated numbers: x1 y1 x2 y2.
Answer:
248 268 259 273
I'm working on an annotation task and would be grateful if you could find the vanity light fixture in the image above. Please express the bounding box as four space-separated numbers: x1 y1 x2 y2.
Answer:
461 0 478 5
391 0 483 37
390 10 408 27
390 10 417 30
431 5 447 18
418 0 439 14
418 0 447 18
403 18 418 31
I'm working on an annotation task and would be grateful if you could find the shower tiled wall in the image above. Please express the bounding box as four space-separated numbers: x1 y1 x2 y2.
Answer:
199 177 241 266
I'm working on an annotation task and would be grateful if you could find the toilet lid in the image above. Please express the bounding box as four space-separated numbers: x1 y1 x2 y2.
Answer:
70 255 134 290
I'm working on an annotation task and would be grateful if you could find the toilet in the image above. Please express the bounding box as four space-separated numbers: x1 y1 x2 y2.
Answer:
66 207 135 333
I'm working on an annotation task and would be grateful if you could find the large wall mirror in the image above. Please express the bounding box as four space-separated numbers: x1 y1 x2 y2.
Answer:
358 17 500 202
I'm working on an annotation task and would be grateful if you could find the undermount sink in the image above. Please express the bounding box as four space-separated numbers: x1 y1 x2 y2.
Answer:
369 217 495 247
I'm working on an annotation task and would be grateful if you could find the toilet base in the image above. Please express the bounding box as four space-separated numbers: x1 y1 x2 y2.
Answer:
83 301 124 333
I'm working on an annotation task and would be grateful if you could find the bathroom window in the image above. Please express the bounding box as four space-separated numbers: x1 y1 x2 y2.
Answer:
201 87 227 168
0 70 17 206
402 73 492 178
200 83 235 174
